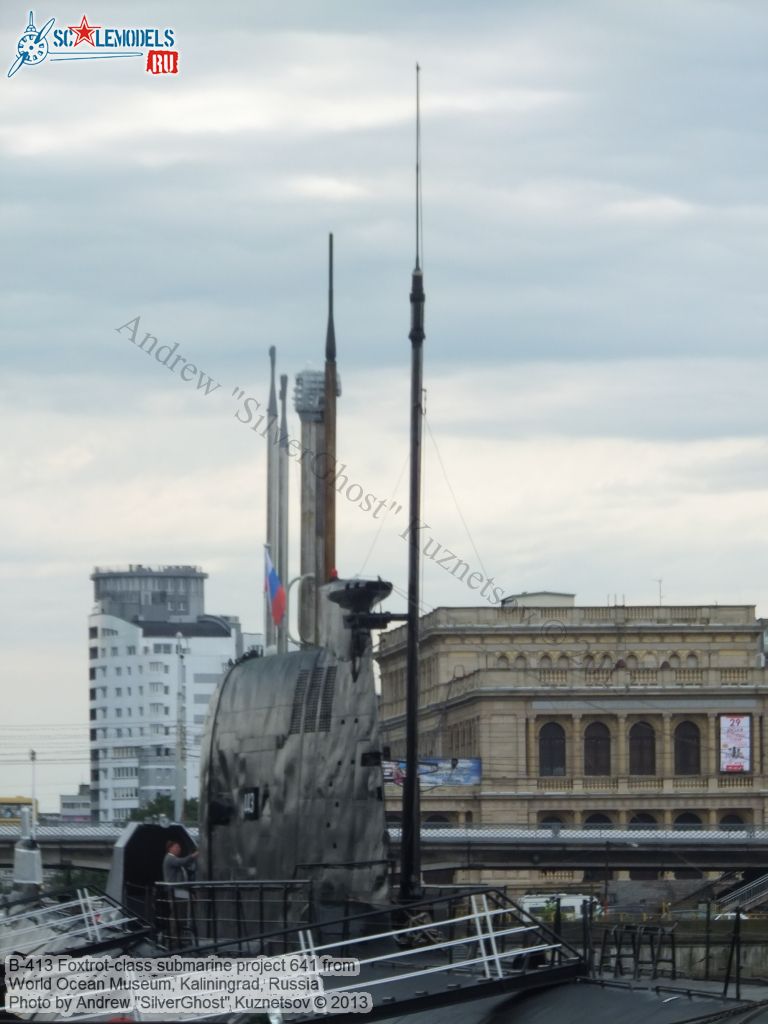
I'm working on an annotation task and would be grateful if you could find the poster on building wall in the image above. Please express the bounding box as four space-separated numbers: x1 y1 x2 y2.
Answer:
383 758 482 787
719 715 751 773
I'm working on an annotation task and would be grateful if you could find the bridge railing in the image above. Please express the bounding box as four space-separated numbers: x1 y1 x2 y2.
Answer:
0 822 764 844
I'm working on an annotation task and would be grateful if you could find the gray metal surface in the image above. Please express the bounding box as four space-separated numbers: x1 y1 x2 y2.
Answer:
199 579 389 911
487 981 759 1024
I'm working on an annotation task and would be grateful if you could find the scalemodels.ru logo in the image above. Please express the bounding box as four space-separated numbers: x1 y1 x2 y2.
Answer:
7 10 178 78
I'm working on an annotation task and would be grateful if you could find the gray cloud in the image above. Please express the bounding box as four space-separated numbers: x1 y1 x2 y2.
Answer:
2 0 768 804
3 0 767 383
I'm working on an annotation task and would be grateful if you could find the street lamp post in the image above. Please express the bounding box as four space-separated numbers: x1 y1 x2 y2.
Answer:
30 749 36 832
174 633 186 822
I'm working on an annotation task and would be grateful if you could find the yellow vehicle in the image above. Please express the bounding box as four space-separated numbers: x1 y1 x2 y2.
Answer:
0 797 37 826
518 893 602 921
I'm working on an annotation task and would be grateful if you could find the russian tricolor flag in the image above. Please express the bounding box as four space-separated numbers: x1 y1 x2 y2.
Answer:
264 547 286 626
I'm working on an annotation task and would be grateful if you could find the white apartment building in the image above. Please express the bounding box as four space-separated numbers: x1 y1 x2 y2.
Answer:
88 565 242 823
60 784 91 823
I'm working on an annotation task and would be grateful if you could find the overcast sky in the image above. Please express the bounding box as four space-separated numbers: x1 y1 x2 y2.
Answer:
2 0 767 808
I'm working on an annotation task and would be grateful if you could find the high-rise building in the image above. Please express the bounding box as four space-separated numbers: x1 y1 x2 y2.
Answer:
88 565 242 823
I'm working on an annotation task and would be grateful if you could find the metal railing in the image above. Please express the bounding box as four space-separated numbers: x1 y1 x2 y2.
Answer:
718 872 768 913
123 878 314 952
298 893 564 985
0 886 152 956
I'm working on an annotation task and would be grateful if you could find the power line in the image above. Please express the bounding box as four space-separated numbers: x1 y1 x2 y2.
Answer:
357 445 411 578
424 416 490 582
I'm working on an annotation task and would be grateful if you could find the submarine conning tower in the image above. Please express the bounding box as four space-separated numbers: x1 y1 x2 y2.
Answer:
199 577 394 909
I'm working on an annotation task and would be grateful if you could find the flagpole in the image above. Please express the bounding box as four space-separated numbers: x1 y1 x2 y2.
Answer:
264 543 287 647
263 544 270 651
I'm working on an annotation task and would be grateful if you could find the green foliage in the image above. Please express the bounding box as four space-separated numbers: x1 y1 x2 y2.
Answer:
46 867 108 892
128 794 199 824
183 797 199 824
129 794 174 822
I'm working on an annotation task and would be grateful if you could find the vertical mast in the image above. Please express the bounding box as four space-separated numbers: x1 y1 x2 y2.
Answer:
323 233 337 582
265 346 279 650
400 64 425 902
278 373 290 653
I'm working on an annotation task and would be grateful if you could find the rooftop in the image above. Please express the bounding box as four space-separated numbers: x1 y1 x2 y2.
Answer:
378 602 761 654
137 616 233 638
91 564 207 578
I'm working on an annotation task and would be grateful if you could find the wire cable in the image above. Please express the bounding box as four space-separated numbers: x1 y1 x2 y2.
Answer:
424 415 490 583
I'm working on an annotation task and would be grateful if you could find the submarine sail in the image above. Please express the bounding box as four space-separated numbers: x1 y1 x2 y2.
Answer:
199 578 392 919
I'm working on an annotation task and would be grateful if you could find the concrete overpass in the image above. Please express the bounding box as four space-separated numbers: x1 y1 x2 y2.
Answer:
0 825 199 874
407 826 768 876
1 824 767 876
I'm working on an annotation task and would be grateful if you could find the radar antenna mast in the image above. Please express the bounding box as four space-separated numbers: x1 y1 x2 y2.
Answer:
400 64 426 902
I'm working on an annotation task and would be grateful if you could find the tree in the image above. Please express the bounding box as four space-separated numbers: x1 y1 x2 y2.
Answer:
46 867 108 892
129 795 173 822
128 794 199 824
183 797 199 824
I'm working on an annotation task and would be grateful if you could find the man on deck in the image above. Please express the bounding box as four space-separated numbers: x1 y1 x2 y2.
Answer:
162 840 198 945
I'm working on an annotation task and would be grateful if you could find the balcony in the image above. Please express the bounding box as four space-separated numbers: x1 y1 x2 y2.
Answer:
538 777 574 791
531 774 756 793
627 776 663 790
582 777 619 791
719 775 754 788
673 776 707 789
539 671 568 685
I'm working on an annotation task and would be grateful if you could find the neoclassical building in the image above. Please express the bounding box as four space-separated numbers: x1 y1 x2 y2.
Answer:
376 594 767 831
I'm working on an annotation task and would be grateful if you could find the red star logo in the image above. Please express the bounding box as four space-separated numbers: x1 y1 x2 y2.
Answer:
68 14 101 46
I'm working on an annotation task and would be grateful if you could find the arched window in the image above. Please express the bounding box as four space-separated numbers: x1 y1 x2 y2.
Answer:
629 812 657 830
629 722 656 776
539 722 566 777
423 813 451 828
497 654 509 669
674 811 703 830
669 654 680 669
674 721 701 775
626 654 638 670
720 814 745 831
584 722 611 776
538 814 564 830
686 653 699 669
600 654 612 670
539 655 552 670
514 654 527 670
583 813 613 830
557 654 569 670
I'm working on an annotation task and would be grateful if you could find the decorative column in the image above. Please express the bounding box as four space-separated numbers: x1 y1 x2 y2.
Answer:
707 713 718 778
527 717 537 778
571 714 582 778
617 715 627 777
663 716 671 778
